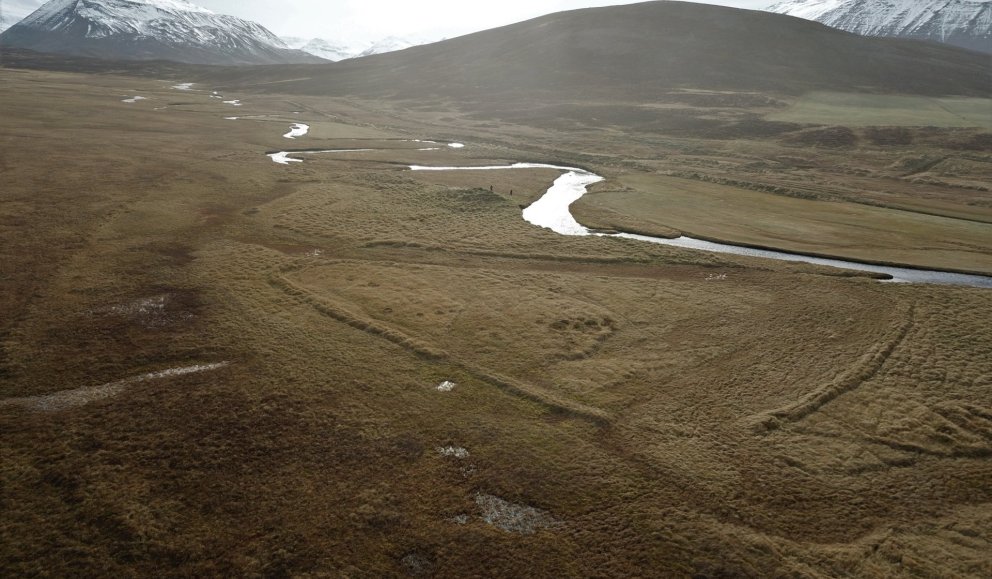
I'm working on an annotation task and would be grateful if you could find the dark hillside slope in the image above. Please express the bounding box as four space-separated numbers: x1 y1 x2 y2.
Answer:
211 1 991 100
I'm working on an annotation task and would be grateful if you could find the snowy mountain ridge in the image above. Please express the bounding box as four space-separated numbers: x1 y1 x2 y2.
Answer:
767 0 992 53
17 0 285 47
0 0 325 64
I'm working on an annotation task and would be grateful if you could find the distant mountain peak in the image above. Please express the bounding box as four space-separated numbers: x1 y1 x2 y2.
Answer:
358 36 420 58
0 0 326 64
281 35 363 62
280 34 429 62
767 0 992 53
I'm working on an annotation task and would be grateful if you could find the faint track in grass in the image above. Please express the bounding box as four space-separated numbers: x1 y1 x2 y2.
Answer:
271 269 612 425
753 301 916 432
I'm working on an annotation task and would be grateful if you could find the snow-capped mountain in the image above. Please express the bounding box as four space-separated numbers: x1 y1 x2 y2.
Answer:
0 0 326 65
281 34 429 61
767 0 992 53
299 38 359 62
281 36 358 62
357 36 421 58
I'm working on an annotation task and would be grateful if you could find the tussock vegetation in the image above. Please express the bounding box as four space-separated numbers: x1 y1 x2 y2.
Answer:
1 67 990 577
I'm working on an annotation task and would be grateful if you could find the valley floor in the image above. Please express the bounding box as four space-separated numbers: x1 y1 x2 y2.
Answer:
1 68 990 577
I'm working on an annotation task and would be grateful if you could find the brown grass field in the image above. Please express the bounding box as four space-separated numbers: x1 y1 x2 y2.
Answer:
1 67 991 577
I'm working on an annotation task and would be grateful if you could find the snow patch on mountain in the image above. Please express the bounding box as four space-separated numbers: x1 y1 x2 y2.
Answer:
767 0 846 20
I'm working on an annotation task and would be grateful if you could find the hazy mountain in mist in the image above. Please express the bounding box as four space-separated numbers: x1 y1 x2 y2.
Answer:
0 0 40 31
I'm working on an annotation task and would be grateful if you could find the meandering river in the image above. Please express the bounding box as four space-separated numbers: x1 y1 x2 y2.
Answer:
271 146 992 288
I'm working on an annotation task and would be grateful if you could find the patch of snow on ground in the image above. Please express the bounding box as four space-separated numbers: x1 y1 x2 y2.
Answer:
283 123 310 139
224 116 239 120
436 380 456 392
172 82 194 90
223 100 242 106
475 494 563 535
437 446 470 459
448 143 465 148
0 362 230 412
122 96 147 103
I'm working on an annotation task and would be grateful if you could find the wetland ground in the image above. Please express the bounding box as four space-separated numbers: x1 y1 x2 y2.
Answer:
1 67 990 577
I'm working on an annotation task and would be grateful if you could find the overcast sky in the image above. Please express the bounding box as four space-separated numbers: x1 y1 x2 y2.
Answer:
10 1 774 46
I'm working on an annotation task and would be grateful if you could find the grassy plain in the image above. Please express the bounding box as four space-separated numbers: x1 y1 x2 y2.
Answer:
575 174 992 274
1 67 991 578
767 92 992 128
